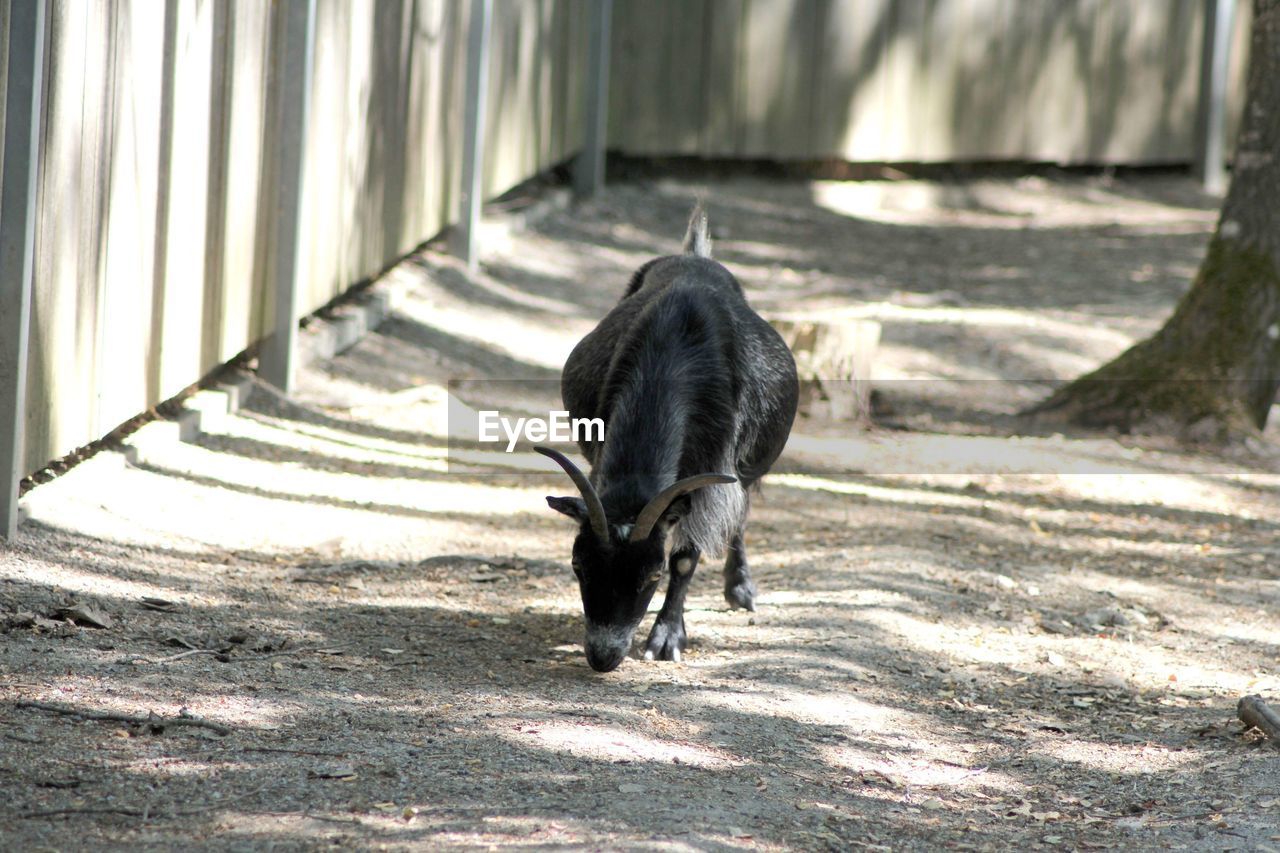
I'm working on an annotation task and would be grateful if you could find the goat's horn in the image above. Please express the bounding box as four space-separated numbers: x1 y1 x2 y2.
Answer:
630 474 737 543
535 446 610 542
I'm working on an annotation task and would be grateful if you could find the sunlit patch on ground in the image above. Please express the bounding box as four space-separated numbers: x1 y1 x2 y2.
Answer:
501 720 740 768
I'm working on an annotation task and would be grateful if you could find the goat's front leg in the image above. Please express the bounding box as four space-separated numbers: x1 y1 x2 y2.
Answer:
723 531 757 611
643 546 700 662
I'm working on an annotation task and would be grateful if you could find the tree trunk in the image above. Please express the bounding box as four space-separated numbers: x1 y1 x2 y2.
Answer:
1027 0 1280 443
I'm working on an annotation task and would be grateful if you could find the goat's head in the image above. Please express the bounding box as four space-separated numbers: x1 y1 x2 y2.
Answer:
536 446 734 672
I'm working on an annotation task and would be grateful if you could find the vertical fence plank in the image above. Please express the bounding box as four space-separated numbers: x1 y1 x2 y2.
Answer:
700 0 745 156
813 0 891 161
0 0 48 538
574 0 611 195
879 0 927 160
94 2 165 435
219 0 273 354
259 0 316 393
1197 0 1236 192
201 0 233 371
564 0 588 155
452 0 492 270
154 0 215 396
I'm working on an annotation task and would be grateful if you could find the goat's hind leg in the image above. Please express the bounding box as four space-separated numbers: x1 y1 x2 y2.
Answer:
723 531 757 611
644 547 700 662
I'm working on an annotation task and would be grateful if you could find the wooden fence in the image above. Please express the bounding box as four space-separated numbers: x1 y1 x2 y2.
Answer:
609 0 1251 164
0 0 587 510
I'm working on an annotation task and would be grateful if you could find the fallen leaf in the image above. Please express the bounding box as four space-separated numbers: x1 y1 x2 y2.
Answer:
10 612 64 632
53 604 112 629
309 763 358 780
35 777 82 789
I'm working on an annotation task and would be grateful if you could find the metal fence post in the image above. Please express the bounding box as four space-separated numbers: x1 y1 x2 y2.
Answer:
1196 0 1236 194
574 0 612 197
451 0 492 271
1 0 48 539
259 0 316 393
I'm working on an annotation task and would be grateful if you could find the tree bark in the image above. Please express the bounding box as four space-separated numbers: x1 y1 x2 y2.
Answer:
1028 0 1280 443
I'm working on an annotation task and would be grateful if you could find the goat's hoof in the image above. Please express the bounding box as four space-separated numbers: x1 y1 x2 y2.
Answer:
724 579 757 611
643 621 686 663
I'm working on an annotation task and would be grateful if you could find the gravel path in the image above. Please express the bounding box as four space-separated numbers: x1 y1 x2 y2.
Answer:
4 174 1280 850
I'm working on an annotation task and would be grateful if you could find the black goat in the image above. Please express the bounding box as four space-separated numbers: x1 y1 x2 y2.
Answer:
537 205 798 672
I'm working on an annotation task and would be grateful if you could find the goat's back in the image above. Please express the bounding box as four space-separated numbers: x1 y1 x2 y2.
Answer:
562 254 798 493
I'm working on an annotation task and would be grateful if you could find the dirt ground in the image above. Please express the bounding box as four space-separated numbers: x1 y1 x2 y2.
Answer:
4 173 1280 851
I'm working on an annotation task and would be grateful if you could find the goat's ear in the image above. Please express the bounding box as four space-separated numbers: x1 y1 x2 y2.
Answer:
547 495 589 522
660 494 693 528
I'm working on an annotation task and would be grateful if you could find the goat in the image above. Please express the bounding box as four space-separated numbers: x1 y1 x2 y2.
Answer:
537 204 798 672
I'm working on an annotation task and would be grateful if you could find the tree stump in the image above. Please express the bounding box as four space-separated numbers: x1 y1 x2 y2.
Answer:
771 319 880 424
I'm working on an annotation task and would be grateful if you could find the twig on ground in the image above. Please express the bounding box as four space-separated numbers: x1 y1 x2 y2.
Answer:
1237 694 1280 743
119 643 353 666
15 701 233 736
231 643 355 662
20 805 156 819
117 648 227 665
299 813 366 825
20 783 268 820
378 736 450 752
239 745 349 758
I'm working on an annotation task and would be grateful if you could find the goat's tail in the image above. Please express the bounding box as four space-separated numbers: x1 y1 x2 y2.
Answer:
682 202 712 258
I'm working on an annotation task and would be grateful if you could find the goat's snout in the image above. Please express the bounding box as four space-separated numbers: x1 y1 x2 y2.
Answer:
584 623 635 672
